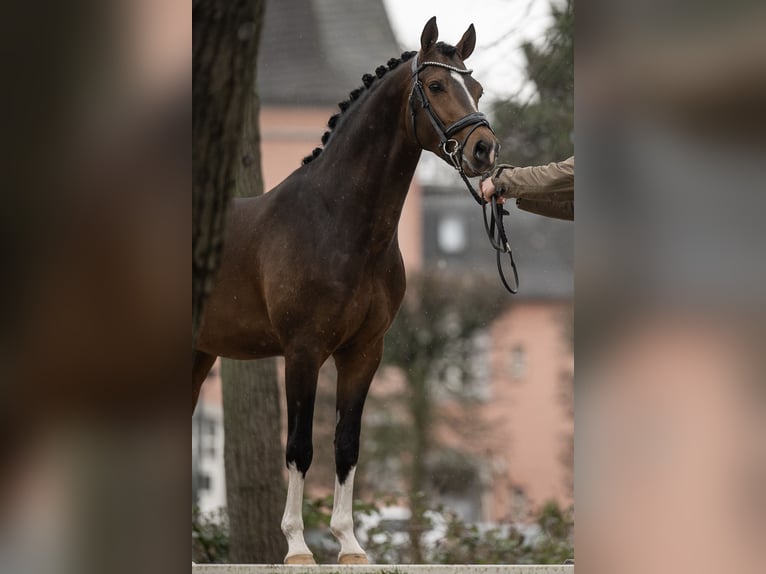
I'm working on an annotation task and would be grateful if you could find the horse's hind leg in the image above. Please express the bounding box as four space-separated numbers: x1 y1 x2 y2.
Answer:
192 350 217 414
330 339 383 565
281 345 322 565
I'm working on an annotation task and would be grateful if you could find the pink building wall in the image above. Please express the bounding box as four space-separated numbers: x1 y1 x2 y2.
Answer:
485 301 574 519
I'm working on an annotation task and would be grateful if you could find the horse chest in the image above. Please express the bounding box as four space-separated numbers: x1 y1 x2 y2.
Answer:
328 259 402 333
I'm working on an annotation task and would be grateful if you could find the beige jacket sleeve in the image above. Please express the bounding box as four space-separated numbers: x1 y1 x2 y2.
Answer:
491 156 574 221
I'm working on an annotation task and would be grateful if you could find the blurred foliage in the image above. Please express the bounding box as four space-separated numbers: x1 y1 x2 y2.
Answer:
191 497 573 565
491 0 573 166
192 506 229 563
430 501 573 564
428 450 481 495
526 501 575 563
431 515 526 564
383 271 506 373
369 500 573 565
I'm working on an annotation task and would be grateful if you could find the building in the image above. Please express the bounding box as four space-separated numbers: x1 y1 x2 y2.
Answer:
193 0 573 524
192 364 226 513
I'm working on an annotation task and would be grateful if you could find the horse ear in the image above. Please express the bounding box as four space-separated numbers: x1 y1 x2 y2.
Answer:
420 16 438 53
456 24 476 60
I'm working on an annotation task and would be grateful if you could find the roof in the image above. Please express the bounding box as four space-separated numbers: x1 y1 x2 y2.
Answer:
257 0 402 106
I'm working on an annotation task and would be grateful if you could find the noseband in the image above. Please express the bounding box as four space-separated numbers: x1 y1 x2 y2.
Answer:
409 54 520 294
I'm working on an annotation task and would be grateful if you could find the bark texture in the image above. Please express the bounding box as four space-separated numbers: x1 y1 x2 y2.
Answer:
192 0 263 347
222 359 285 563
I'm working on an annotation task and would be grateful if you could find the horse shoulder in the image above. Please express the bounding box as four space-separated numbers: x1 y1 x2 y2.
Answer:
365 246 407 327
382 243 407 306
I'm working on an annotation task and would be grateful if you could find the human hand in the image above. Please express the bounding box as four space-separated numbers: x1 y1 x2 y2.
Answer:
480 177 505 204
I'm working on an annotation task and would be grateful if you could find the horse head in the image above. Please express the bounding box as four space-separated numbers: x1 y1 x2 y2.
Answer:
408 17 500 177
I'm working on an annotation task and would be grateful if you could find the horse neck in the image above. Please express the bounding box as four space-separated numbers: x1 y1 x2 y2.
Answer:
312 65 421 249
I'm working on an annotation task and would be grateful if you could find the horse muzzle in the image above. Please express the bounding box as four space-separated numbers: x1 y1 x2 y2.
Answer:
462 128 499 177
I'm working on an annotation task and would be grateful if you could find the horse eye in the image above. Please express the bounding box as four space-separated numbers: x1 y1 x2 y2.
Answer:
428 82 443 93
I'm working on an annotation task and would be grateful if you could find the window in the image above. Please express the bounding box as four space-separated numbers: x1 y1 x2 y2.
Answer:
437 216 467 254
511 486 529 520
198 473 211 491
510 345 526 380
467 331 491 400
431 331 491 402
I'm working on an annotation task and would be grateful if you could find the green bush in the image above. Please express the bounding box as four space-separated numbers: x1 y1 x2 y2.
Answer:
430 501 573 565
524 501 574 564
192 506 229 563
190 498 573 565
359 499 573 565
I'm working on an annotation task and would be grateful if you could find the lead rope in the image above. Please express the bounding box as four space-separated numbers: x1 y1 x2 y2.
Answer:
443 141 519 294
452 152 519 295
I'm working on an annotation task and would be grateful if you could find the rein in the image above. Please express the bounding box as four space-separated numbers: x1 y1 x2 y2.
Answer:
409 54 519 294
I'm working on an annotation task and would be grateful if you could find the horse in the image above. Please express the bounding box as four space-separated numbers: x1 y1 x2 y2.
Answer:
193 17 499 564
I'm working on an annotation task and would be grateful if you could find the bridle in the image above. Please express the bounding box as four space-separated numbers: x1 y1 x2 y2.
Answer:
408 53 520 294
408 54 490 190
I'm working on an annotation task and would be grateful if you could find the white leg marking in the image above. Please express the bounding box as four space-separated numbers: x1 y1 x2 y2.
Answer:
330 466 366 557
451 71 478 111
281 463 312 559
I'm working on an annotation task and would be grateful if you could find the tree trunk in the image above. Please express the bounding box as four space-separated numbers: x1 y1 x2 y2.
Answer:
192 0 263 348
222 359 285 563
221 15 286 561
408 363 430 563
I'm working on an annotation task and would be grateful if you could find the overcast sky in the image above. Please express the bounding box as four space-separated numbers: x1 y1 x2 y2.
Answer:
381 0 554 102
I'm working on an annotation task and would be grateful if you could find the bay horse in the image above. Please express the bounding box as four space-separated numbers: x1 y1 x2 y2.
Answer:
193 17 499 564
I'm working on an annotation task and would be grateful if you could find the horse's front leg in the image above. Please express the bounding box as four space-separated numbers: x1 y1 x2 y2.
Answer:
281 345 321 565
330 339 383 564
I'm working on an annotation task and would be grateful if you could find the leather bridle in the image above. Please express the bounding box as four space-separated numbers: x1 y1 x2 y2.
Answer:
408 53 520 294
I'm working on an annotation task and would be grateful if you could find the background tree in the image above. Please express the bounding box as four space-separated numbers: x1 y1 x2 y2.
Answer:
218 0 286 563
192 0 264 347
491 0 573 167
380 270 506 562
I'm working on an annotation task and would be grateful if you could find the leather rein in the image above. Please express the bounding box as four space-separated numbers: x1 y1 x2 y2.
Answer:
408 54 519 294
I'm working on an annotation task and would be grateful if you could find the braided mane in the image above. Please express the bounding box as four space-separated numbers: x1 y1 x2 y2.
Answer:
301 50 418 165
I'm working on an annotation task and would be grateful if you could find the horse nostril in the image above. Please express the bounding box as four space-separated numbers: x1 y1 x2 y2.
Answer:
474 139 489 163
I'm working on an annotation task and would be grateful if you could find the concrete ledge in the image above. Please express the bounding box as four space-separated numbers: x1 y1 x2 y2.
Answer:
193 566 573 574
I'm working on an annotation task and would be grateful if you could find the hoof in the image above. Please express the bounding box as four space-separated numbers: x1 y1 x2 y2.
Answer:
339 553 369 565
284 554 316 565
